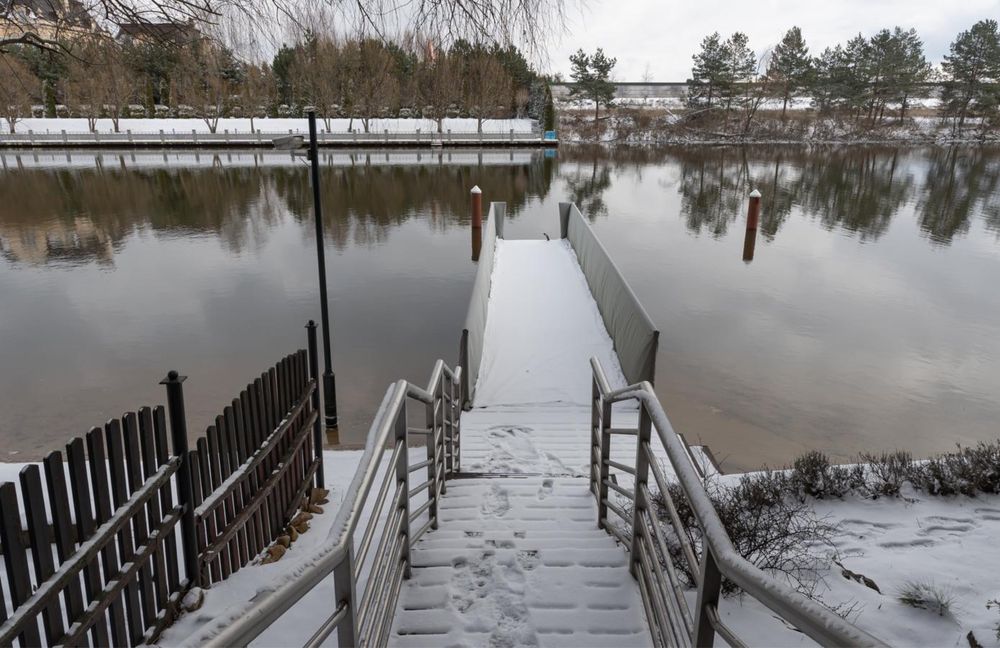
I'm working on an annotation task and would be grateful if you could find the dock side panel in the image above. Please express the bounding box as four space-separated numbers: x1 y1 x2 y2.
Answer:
462 202 505 407
561 203 659 386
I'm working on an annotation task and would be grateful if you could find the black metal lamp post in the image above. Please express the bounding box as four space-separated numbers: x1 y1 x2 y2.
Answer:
273 111 338 428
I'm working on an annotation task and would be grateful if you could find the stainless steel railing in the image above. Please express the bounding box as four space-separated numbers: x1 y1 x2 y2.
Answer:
588 358 887 648
190 359 461 647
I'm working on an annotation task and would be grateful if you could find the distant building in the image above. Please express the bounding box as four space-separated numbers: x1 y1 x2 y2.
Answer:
115 20 201 46
1 0 97 43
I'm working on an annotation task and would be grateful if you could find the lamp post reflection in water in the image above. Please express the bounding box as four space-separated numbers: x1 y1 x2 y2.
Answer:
743 189 761 263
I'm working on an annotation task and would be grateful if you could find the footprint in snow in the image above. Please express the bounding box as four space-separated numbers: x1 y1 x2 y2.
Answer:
537 479 553 500
481 484 511 518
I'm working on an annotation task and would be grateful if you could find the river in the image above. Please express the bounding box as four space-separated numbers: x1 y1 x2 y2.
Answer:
1 145 998 471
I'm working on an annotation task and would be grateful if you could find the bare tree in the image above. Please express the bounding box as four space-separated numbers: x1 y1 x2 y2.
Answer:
63 45 104 132
463 54 512 132
418 43 461 133
239 62 272 132
65 37 134 132
343 38 398 132
174 41 239 133
0 53 34 133
2 0 568 56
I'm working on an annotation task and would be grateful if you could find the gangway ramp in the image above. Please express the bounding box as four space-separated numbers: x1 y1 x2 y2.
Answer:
177 202 885 648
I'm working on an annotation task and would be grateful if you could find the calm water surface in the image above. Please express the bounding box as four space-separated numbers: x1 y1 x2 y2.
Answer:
1 146 998 471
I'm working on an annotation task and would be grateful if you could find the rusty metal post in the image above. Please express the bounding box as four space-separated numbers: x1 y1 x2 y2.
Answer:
743 189 761 263
471 185 483 230
746 189 761 230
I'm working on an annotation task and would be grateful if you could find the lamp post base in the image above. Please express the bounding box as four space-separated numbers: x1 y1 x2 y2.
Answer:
323 371 338 428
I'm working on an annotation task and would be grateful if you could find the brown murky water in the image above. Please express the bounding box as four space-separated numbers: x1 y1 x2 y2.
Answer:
2 146 999 471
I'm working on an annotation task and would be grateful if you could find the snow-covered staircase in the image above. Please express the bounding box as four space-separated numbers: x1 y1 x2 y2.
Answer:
391 476 649 647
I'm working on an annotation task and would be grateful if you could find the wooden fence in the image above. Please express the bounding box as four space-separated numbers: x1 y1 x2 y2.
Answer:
0 322 324 646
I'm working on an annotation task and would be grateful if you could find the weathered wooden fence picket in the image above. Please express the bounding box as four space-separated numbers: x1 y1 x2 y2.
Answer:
0 322 324 647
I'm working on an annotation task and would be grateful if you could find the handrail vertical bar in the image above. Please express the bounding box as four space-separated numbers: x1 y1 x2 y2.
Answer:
459 329 471 412
629 403 652 578
693 549 723 647
332 543 358 647
590 377 599 496
395 405 412 578
597 393 612 530
426 379 439 529
451 365 460 474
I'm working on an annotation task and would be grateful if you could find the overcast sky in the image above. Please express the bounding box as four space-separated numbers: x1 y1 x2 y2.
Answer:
544 0 1000 80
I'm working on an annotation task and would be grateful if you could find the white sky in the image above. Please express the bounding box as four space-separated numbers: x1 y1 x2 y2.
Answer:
545 0 1000 80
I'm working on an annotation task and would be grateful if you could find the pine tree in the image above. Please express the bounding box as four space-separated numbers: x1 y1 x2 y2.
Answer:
889 28 930 120
688 32 726 108
568 48 617 128
721 32 756 113
767 27 812 118
942 19 1000 131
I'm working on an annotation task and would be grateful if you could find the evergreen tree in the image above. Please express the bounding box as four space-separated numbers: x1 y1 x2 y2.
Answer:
688 32 726 108
721 32 756 113
941 19 1000 131
568 48 617 127
889 28 930 120
272 44 296 108
767 27 812 118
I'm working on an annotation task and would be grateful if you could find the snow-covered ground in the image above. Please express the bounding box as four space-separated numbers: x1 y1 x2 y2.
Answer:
8 117 535 136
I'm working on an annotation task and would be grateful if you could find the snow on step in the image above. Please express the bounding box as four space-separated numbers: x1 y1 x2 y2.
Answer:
460 406 718 480
389 478 650 647
473 239 628 408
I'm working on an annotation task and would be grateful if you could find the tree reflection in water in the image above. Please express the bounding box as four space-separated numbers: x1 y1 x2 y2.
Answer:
0 150 555 266
554 145 1000 247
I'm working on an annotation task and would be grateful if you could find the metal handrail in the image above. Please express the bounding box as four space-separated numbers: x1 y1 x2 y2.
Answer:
589 357 887 648
188 359 462 647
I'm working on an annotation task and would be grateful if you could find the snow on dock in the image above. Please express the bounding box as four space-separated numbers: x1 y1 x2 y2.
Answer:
474 239 628 408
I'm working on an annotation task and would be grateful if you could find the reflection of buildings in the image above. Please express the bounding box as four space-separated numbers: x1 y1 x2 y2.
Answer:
0 217 114 266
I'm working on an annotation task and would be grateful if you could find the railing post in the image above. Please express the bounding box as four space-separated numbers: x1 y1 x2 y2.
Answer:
306 321 325 488
395 404 412 578
333 542 358 647
693 548 722 647
451 368 462 474
629 404 652 576
161 370 200 588
459 329 471 412
590 377 599 497
597 393 612 530
425 378 439 528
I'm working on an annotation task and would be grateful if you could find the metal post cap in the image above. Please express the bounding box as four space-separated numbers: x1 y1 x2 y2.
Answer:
160 370 187 384
471 186 482 194
749 189 761 198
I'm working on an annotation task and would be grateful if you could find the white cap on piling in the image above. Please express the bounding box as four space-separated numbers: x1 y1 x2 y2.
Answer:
471 185 482 194
749 189 761 198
